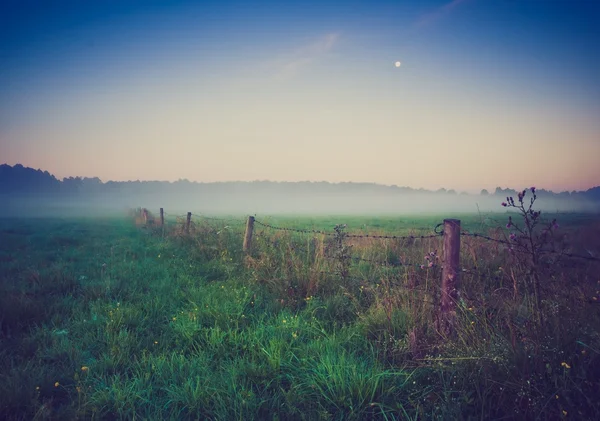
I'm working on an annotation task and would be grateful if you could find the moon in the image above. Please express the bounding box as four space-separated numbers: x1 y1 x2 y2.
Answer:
394 61 401 68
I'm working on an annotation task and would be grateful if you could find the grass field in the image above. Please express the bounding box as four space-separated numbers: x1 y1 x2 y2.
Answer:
1 210 599 420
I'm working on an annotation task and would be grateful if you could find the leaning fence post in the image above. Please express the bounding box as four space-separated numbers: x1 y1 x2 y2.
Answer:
160 208 164 227
243 216 255 252
439 219 461 336
186 212 192 234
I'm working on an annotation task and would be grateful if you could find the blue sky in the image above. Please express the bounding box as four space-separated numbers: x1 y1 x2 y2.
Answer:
1 0 599 192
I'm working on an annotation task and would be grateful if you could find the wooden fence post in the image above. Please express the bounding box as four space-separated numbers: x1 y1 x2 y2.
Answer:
160 208 164 227
142 208 148 225
440 219 461 336
243 216 255 252
186 212 192 234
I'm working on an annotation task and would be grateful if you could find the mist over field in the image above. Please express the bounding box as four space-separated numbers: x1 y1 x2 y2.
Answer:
2 164 599 217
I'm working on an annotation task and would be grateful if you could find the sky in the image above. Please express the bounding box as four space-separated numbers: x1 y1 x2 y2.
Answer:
1 0 599 193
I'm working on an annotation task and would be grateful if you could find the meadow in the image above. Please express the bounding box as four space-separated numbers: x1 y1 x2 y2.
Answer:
1 207 599 420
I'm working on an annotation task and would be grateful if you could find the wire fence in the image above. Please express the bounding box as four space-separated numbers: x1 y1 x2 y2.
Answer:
133 207 600 265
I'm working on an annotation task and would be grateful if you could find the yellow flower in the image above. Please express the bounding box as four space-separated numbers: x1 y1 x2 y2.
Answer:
283 319 287 324
561 362 571 369
154 341 158 344
81 366 89 372
54 382 60 387
292 332 298 339
158 254 161 258
76 386 82 393
172 317 177 321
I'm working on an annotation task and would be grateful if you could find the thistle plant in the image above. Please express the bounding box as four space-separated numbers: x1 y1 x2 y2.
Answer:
501 187 561 327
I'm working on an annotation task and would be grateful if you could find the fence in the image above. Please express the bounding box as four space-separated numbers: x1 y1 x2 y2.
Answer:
132 207 600 334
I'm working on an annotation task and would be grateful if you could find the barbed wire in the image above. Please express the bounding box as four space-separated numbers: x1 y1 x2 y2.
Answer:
541 250 600 262
255 219 442 240
322 254 424 268
462 232 512 245
345 232 442 240
254 219 337 236
462 232 600 262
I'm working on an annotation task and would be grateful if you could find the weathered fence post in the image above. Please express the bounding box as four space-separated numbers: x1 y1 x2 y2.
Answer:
440 219 461 336
160 208 164 227
142 208 148 225
243 216 255 252
185 212 192 234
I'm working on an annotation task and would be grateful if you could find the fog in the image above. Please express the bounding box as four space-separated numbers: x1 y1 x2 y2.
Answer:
3 188 599 219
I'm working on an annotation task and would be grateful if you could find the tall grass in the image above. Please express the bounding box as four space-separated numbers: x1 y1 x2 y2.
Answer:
1 212 599 420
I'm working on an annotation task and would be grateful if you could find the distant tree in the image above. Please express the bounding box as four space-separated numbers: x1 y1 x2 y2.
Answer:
480 189 489 196
494 187 517 196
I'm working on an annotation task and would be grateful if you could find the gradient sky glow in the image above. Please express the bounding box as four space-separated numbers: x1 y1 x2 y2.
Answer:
1 0 599 192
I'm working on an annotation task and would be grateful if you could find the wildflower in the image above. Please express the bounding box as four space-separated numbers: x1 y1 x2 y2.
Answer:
556 395 559 399
501 202 507 207
282 319 287 324
172 317 177 321
531 187 536 193
154 341 158 344
510 233 517 241
81 366 89 372
54 382 60 387
158 254 161 258
76 386 82 393
552 219 559 229
425 255 430 261
292 332 298 339
561 362 571 369
35 386 40 391
427 262 434 268
562 410 567 416
420 265 425 270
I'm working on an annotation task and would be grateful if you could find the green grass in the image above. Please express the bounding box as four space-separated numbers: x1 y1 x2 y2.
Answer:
1 212 599 420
